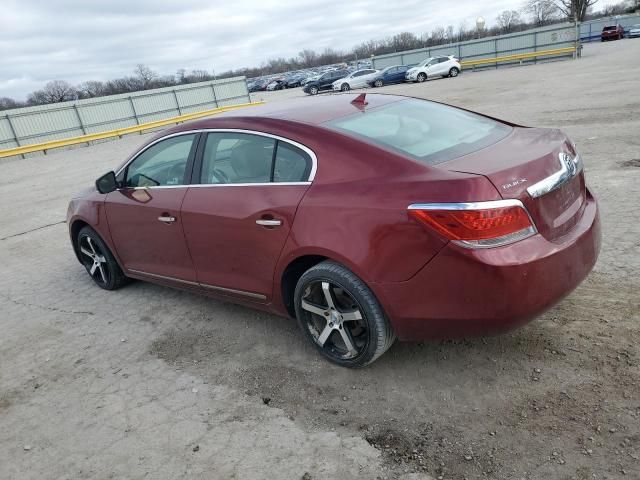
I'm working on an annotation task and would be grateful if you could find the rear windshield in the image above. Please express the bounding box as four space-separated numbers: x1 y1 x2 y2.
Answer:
603 26 617 30
325 99 512 165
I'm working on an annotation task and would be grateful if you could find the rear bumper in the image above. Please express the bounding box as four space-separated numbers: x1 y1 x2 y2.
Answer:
373 190 601 341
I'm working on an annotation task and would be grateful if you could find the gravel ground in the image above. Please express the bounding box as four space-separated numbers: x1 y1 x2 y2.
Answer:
1 40 639 480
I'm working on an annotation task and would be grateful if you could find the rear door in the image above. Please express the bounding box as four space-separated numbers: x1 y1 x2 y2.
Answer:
181 131 314 301
106 133 199 281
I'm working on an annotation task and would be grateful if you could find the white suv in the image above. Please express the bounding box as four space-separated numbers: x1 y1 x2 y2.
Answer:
405 56 461 83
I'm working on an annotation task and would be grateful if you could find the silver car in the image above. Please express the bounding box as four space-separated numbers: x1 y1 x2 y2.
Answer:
332 69 379 91
629 24 640 38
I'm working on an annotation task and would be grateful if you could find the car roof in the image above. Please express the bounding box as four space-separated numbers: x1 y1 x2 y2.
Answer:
183 93 405 127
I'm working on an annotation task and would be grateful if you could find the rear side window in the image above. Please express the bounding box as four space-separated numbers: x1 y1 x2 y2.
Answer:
326 99 512 166
201 133 275 184
199 132 312 184
274 143 312 182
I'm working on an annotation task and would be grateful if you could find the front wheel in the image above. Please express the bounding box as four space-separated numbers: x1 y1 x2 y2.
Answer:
76 226 127 290
417 72 427 83
373 79 383 88
340 83 350 92
294 261 396 367
308 86 319 95
449 67 460 77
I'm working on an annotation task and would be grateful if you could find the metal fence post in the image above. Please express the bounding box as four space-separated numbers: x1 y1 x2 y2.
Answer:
72 104 87 135
210 83 219 108
172 89 182 116
5 114 25 159
129 97 140 125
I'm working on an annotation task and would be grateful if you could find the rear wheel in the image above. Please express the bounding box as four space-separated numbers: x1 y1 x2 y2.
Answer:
340 83 350 92
294 261 396 367
417 73 427 83
449 67 460 77
76 226 127 290
374 79 383 88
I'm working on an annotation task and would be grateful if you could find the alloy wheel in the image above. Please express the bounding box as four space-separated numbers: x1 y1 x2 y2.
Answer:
299 280 368 361
417 73 426 82
79 234 109 286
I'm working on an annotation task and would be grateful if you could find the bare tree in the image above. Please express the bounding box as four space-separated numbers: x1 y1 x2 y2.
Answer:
524 0 559 26
551 0 599 21
298 49 318 68
497 10 522 32
27 80 77 105
133 64 158 89
77 80 105 98
0 97 22 111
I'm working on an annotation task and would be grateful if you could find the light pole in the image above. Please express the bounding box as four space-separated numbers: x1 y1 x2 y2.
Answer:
476 16 485 39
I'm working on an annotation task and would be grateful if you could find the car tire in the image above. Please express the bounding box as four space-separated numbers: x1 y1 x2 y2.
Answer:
76 226 127 290
449 67 460 77
294 260 396 368
309 86 319 95
340 83 350 92
374 79 383 88
417 73 427 83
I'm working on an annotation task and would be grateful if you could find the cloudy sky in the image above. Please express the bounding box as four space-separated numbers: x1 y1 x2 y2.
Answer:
0 0 617 100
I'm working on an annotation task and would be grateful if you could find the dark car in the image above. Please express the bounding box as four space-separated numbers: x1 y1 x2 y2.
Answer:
601 24 624 41
367 65 412 87
68 93 600 367
248 79 268 92
286 75 307 88
303 69 349 95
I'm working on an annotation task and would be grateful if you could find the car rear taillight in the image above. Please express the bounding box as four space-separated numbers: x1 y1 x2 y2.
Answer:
408 200 537 248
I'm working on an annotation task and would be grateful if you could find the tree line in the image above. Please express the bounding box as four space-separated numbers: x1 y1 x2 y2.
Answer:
0 0 636 111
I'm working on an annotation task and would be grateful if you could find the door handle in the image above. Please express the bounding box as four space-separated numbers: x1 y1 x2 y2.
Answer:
255 219 282 227
158 215 176 224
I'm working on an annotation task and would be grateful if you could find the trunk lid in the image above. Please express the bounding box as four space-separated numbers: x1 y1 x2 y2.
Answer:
442 127 586 241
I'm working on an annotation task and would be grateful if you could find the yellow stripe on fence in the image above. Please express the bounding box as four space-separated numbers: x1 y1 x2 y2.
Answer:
0 101 265 159
460 47 576 68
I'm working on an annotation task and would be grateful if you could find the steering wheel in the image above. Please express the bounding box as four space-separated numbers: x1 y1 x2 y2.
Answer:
210 168 229 184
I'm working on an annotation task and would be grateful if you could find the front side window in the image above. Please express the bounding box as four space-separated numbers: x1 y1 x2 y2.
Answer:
326 99 512 166
125 134 196 187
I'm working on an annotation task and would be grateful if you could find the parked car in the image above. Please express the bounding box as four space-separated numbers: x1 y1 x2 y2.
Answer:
286 75 307 88
301 74 320 86
405 56 461 82
332 69 379 91
69 93 600 367
601 24 624 41
367 65 412 87
628 24 640 38
303 69 349 95
266 79 287 91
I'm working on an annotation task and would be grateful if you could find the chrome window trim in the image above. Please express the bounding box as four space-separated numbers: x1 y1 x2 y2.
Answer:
115 128 318 186
128 268 267 300
526 152 582 199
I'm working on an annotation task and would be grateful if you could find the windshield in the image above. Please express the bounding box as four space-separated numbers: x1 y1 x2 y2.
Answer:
418 57 435 67
325 99 512 166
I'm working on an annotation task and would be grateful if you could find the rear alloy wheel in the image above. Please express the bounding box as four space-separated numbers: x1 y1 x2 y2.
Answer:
340 83 350 92
374 79 383 88
77 226 127 290
294 261 396 367
417 73 427 83
449 67 460 77
309 86 319 95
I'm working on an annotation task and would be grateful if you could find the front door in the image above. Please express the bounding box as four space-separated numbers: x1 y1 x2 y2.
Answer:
181 131 314 301
106 133 199 282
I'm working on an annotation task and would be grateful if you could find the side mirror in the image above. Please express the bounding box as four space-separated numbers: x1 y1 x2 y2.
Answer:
96 171 118 194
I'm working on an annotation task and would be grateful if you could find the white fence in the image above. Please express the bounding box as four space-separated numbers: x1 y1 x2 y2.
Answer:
0 77 250 150
371 23 578 70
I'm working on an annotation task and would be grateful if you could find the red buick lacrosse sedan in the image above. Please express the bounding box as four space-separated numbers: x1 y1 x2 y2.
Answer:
67 93 600 367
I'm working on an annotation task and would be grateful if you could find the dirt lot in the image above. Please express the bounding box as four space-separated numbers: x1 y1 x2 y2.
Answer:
1 40 639 480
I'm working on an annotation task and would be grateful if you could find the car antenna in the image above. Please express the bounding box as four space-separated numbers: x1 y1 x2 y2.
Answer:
351 93 368 106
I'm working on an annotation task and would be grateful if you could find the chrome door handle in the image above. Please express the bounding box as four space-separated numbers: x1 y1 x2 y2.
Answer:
158 215 176 223
255 219 282 227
